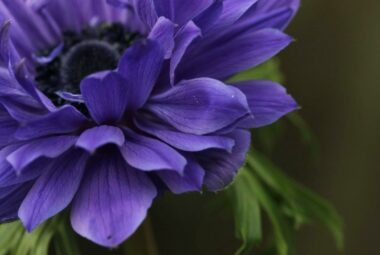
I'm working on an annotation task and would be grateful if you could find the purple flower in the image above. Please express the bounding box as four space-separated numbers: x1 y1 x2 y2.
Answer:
0 0 299 247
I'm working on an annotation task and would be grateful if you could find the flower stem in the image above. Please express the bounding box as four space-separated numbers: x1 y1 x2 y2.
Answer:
121 217 159 255
142 217 159 255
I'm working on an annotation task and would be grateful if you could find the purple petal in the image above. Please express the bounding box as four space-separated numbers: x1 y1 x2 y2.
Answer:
7 135 77 172
19 150 88 231
149 17 175 59
178 28 292 80
170 21 201 84
153 0 213 26
117 40 164 109
33 43 63 64
211 0 259 30
76 126 125 154
0 108 18 147
158 156 205 194
56 91 84 103
81 72 129 124
0 182 33 223
233 80 299 128
238 6 296 31
135 117 235 152
133 0 158 29
193 0 223 32
15 105 88 140
147 78 251 135
0 93 47 122
71 150 157 247
0 159 47 188
121 128 186 173
249 0 300 28
200 130 251 191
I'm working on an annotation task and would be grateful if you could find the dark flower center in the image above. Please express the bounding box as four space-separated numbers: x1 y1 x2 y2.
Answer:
60 40 119 88
35 23 142 106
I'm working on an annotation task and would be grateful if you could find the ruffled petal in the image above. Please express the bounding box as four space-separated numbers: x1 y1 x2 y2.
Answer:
248 0 300 28
71 149 157 247
233 80 299 128
117 40 164 109
193 0 223 32
15 105 88 140
76 126 125 154
135 117 235 152
121 128 186 173
0 158 47 188
0 107 18 147
148 17 175 59
158 156 205 194
18 149 88 231
199 130 251 191
81 72 129 124
178 28 293 80
146 78 251 135
170 21 201 84
7 135 77 172
0 182 33 223
153 0 213 26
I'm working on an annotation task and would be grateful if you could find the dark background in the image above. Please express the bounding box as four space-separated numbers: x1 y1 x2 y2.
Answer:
280 0 380 254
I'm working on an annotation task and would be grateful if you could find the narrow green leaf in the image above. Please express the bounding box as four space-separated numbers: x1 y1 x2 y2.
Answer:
229 169 262 255
247 150 344 250
245 170 295 255
0 215 81 255
54 221 81 255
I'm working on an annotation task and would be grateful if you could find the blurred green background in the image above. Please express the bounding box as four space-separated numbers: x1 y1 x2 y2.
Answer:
141 1 380 255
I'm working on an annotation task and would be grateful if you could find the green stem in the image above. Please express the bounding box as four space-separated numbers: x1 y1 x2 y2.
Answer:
143 217 159 255
121 217 159 255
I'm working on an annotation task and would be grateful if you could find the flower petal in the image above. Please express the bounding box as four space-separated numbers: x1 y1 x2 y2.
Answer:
147 78 251 135
135 116 235 152
158 156 205 194
178 28 292 80
0 159 47 188
15 105 88 140
71 149 157 247
170 21 201 84
18 150 88 231
81 72 129 124
233 80 299 128
121 128 186 173
0 182 33 223
117 40 164 109
7 135 77 172
148 17 175 59
0 108 18 147
76 126 125 154
153 0 214 26
199 130 251 191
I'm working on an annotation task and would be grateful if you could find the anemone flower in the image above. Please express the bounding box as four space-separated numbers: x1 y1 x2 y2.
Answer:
0 0 299 247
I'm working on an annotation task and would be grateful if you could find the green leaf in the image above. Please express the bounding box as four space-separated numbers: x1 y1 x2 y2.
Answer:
228 59 284 83
54 220 81 255
245 171 295 255
229 169 262 255
0 215 81 255
247 150 344 250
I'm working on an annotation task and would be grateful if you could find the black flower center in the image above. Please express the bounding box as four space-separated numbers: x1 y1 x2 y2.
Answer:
60 40 119 89
35 23 142 106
